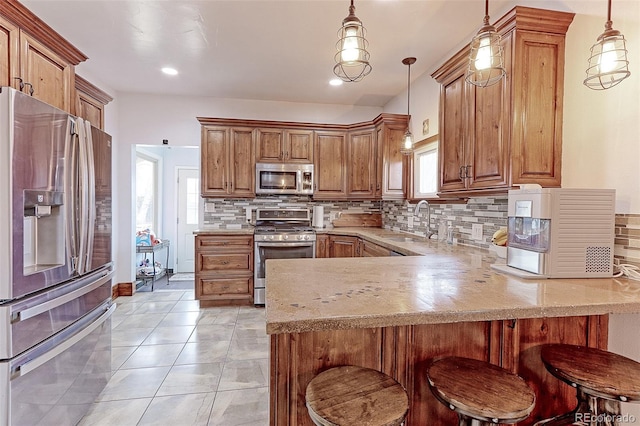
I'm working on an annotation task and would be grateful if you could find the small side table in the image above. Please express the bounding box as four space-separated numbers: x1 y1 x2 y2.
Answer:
136 239 170 291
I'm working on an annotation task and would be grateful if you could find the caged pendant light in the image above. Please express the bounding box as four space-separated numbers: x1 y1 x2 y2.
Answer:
401 57 416 156
465 0 506 88
584 0 630 90
333 0 372 83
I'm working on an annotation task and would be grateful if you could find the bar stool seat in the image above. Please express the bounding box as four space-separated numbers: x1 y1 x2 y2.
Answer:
428 356 536 425
305 365 409 426
534 344 640 425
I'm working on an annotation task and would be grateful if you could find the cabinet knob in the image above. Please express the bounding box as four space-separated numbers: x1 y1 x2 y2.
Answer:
13 77 24 91
459 166 465 180
24 82 34 96
465 165 472 179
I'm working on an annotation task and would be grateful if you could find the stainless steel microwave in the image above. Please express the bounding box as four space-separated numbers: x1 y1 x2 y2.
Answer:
255 163 314 195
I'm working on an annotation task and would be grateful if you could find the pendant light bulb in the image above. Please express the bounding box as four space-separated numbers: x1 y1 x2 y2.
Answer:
401 57 416 156
465 0 506 88
584 0 630 90
333 0 372 83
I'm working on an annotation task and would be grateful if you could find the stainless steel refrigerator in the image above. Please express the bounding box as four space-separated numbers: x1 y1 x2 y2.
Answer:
0 87 114 425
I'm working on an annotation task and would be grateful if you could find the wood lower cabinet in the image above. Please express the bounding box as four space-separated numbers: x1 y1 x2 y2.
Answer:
360 239 392 257
432 7 573 196
270 315 608 425
315 235 329 258
195 234 254 307
328 235 359 258
0 2 87 113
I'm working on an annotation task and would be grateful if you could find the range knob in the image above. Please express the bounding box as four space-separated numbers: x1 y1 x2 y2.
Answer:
283 235 289 240
269 235 275 241
304 235 309 240
297 235 303 240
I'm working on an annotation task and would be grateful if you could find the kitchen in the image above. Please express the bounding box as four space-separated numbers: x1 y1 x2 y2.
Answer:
1 0 639 424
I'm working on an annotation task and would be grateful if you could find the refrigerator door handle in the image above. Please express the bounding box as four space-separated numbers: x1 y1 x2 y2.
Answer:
84 120 96 273
76 119 90 275
13 303 115 378
65 117 80 274
15 269 112 322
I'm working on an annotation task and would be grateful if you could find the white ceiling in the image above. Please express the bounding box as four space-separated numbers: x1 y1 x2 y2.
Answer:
22 0 616 107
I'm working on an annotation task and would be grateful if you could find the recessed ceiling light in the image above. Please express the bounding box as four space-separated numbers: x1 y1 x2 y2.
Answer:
162 67 178 76
329 78 343 86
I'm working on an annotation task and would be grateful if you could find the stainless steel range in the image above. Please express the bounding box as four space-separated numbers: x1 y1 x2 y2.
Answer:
254 208 316 305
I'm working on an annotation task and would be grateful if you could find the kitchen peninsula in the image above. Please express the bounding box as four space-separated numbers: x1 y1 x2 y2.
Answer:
265 230 640 425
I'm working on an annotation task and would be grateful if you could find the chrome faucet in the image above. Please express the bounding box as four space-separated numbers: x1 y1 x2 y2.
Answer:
414 200 434 239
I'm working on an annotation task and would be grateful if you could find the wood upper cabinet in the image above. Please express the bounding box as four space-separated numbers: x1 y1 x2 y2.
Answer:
198 114 408 201
375 117 408 200
347 129 376 199
256 128 313 163
75 75 113 130
314 130 347 200
201 125 255 198
0 15 19 89
432 7 573 196
0 2 87 113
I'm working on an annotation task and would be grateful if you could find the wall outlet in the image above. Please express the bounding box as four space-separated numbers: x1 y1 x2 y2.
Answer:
472 224 483 241
245 207 252 222
407 216 414 228
204 202 215 213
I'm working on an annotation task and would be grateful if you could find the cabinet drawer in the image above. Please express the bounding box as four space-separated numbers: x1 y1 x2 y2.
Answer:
197 251 252 272
196 235 253 249
196 277 252 298
361 240 391 257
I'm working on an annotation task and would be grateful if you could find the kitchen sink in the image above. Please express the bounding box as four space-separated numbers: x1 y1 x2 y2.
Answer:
385 236 422 243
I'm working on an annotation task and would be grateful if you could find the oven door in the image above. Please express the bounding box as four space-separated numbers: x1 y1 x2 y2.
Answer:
254 241 315 305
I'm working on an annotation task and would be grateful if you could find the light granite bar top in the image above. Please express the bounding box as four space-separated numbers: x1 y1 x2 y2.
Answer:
265 232 640 334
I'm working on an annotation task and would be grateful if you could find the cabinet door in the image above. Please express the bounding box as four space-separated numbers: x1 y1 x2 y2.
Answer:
0 16 19 89
315 235 329 258
314 131 347 199
329 235 359 257
285 129 314 163
229 127 255 197
19 31 72 112
381 123 407 199
360 239 391 257
347 130 376 199
467 33 512 190
510 31 564 188
255 128 284 162
439 72 468 193
201 126 229 197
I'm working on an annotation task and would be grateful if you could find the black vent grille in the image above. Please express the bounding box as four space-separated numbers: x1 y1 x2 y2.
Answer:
585 247 611 273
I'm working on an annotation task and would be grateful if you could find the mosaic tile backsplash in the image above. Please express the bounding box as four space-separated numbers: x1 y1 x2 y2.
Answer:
201 196 638 266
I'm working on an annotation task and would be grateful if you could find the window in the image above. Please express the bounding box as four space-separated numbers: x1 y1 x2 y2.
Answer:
136 152 159 233
413 137 438 198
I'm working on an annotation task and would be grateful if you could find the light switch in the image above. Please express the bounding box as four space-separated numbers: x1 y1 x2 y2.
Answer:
472 224 483 241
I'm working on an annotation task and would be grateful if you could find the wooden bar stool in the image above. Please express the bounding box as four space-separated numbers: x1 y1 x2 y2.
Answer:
305 365 409 426
534 344 640 426
427 356 536 425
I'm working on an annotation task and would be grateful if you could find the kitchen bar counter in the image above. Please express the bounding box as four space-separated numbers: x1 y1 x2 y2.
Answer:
266 231 640 425
265 249 640 334
194 228 254 235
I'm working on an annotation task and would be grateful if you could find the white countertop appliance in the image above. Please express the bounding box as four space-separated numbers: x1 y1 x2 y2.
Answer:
505 187 615 278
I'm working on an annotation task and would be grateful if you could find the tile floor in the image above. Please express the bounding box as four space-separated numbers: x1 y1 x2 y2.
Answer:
79 288 269 426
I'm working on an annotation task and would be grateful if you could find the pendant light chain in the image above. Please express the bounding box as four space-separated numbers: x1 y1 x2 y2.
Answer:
401 57 416 156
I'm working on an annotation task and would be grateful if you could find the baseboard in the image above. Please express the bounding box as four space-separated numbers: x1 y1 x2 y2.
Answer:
112 282 133 299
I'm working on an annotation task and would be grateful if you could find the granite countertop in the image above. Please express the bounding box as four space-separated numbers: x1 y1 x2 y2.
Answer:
265 231 640 334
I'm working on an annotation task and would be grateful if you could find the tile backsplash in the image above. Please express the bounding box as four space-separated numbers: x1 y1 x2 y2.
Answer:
201 196 639 267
